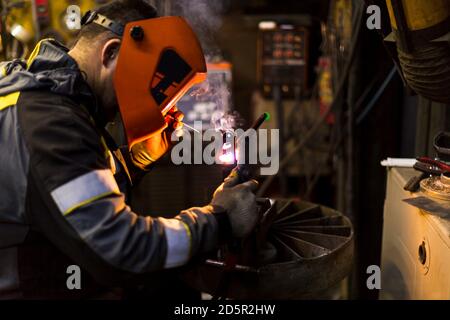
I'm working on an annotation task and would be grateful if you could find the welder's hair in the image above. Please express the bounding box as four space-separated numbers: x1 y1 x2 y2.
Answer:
75 0 158 43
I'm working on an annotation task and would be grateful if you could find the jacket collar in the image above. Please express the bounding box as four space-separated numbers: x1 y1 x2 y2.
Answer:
0 39 107 126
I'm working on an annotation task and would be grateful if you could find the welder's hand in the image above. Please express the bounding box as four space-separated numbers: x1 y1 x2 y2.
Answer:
130 107 184 170
211 170 259 238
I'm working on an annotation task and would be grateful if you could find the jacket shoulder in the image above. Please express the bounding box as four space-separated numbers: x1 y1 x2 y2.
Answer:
19 90 92 122
18 90 109 191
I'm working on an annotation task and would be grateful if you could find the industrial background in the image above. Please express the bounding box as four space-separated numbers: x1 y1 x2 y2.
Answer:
1 0 449 300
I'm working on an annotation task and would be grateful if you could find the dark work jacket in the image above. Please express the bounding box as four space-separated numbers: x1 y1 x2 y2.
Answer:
0 39 220 299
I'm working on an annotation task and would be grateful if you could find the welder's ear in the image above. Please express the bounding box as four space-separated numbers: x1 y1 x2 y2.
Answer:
101 38 121 68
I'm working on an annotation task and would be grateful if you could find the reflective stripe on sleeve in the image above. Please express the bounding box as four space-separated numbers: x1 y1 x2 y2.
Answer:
0 92 20 111
50 169 120 215
159 218 192 268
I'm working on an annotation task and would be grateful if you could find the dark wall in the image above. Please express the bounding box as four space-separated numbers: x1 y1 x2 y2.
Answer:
346 1 404 299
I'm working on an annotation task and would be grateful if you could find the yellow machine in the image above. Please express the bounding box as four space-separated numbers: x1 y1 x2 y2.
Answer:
386 0 449 33
1 0 111 59
385 0 449 51
384 0 450 103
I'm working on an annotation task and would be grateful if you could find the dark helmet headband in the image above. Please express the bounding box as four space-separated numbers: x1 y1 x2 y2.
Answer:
81 11 125 36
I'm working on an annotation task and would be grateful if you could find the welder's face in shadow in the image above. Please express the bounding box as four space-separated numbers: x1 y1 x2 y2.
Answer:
99 38 121 121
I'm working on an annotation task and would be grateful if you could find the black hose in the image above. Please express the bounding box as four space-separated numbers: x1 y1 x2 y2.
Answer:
356 66 398 124
398 43 450 104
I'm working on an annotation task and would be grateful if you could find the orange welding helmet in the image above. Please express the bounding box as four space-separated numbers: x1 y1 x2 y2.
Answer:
81 11 207 148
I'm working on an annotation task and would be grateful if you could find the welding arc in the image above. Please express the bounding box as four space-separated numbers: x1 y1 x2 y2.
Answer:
257 2 366 197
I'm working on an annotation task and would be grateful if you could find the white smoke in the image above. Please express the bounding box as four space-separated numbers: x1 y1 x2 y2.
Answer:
171 0 227 57
171 0 244 131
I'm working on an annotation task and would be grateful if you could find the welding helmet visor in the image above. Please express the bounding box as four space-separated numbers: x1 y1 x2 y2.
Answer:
81 12 207 148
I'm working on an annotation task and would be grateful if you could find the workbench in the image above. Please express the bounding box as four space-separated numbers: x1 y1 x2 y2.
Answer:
380 167 450 299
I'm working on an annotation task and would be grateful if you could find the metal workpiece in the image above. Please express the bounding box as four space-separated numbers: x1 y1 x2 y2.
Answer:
420 174 450 201
182 199 354 299
403 171 450 219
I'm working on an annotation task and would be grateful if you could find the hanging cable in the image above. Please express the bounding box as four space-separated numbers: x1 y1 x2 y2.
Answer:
356 66 397 125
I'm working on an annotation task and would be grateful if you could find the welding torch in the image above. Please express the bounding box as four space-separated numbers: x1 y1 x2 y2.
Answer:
166 115 200 133
213 112 271 299
251 112 271 131
235 112 270 183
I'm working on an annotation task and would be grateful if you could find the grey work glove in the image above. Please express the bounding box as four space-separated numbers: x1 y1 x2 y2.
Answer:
211 170 259 238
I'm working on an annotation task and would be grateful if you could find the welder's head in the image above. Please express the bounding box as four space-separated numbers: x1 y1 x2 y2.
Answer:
71 0 158 119
70 0 207 148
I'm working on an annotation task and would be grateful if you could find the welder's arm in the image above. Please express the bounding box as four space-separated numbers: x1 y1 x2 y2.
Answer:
21 95 222 286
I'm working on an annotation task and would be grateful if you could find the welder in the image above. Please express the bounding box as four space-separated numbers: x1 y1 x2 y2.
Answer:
0 0 259 299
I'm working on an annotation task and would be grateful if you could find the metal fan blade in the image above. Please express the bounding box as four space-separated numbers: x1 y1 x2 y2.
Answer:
273 200 298 220
279 230 349 250
273 206 323 225
270 234 304 261
274 215 344 228
277 233 331 258
281 225 352 237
